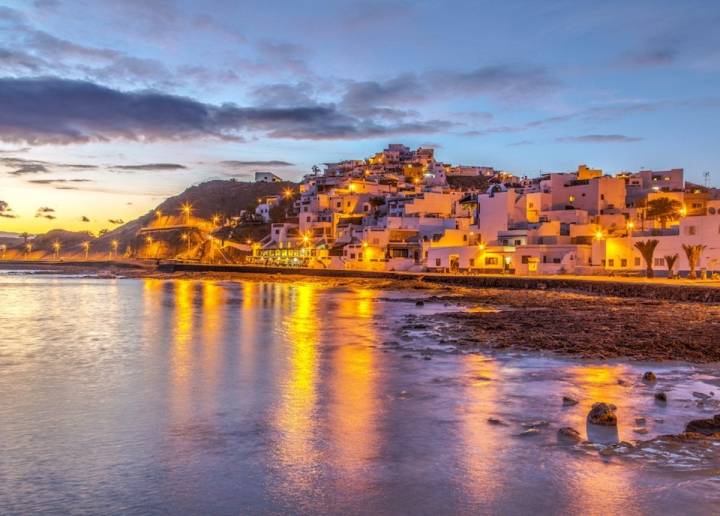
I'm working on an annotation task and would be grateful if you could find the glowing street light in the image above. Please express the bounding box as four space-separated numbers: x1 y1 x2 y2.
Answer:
181 233 190 255
180 202 193 225
594 230 604 240
82 241 90 260
478 242 486 251
283 188 293 199
679 206 687 217
111 240 119 259
52 241 61 260
0 244 6 259
25 242 32 260
212 214 221 226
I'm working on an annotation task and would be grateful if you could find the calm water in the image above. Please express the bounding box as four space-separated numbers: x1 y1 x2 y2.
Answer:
1 273 719 515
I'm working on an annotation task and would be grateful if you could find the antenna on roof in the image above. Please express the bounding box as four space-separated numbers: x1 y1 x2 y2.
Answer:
704 170 710 188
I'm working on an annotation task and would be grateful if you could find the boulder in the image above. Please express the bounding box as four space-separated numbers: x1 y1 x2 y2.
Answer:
562 396 579 406
684 414 720 436
587 402 618 426
642 371 657 382
517 428 540 437
557 427 582 443
487 417 507 426
415 300 425 306
654 391 667 403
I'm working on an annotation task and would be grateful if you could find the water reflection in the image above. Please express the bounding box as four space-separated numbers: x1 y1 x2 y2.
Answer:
273 283 321 497
1 275 716 514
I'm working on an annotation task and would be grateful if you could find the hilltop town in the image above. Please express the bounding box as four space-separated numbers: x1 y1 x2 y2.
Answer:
246 144 718 278
3 143 719 279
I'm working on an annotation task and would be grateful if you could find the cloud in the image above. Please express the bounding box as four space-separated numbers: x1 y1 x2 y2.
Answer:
0 77 454 144
35 206 55 219
8 163 49 175
556 134 643 143
509 140 533 146
108 218 125 225
0 200 18 218
81 216 90 222
112 163 187 171
27 178 93 184
220 160 294 168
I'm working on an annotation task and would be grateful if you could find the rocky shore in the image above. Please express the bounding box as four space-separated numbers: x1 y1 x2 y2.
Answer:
404 287 720 363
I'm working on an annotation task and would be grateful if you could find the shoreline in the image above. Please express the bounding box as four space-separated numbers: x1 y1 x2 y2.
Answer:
3 260 720 364
3 259 719 303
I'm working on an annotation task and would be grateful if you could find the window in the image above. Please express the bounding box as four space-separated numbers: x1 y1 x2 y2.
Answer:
303 206 308 212
621 258 627 267
529 202 534 208
553 258 561 264
435 258 441 267
514 239 522 245
634 257 641 266
692 203 702 209
336 202 341 208
654 258 664 267
469 258 475 267
685 226 697 236
306 216 311 222
485 257 499 265
350 253 356 259
600 194 605 200
568 195 575 203
463 234 468 241
363 205 369 212
608 259 615 267
521 255 531 264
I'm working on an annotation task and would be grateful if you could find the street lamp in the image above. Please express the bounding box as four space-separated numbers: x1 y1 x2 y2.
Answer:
111 240 119 259
82 241 90 260
181 202 192 225
283 188 293 199
25 243 32 260
212 214 221 226
181 233 190 256
0 244 6 259
145 236 153 259
52 241 61 260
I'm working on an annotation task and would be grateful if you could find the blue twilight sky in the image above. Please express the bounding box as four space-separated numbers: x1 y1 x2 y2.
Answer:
0 0 719 232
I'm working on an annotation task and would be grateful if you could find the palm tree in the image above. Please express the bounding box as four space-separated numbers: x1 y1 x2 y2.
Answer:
682 244 707 279
645 198 682 229
19 232 30 244
664 254 679 279
634 239 659 278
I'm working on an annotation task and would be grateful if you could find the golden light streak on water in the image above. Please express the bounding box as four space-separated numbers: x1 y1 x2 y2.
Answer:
328 288 379 490
273 283 320 496
457 355 506 510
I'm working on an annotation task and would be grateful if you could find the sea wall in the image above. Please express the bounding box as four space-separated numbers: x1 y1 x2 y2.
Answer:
157 262 720 303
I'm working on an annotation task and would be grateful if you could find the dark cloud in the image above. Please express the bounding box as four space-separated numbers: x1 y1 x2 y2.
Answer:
112 163 187 171
220 160 294 168
0 77 454 144
81 216 90 222
556 134 643 143
9 163 49 175
108 218 124 225
27 178 93 184
0 200 18 218
35 206 56 219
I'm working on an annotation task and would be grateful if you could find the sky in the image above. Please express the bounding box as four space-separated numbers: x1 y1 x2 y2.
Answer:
0 0 719 233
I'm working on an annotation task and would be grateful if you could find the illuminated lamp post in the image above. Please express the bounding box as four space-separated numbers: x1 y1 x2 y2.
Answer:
25 242 32 260
52 241 61 260
111 240 119 259
181 202 192 225
181 233 190 256
145 236 153 258
82 241 90 260
0 244 6 259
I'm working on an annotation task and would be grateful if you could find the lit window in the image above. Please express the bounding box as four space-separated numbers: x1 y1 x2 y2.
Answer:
568 195 575 203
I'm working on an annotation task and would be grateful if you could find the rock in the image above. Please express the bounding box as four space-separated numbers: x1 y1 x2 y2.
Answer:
633 427 649 435
401 354 414 359
562 396 579 406
423 356 432 361
517 428 540 437
522 420 550 429
557 427 582 443
684 414 720 436
617 379 627 386
642 371 657 382
487 417 507 426
634 417 646 426
654 391 667 403
692 391 711 400
587 402 618 426
415 300 425 306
